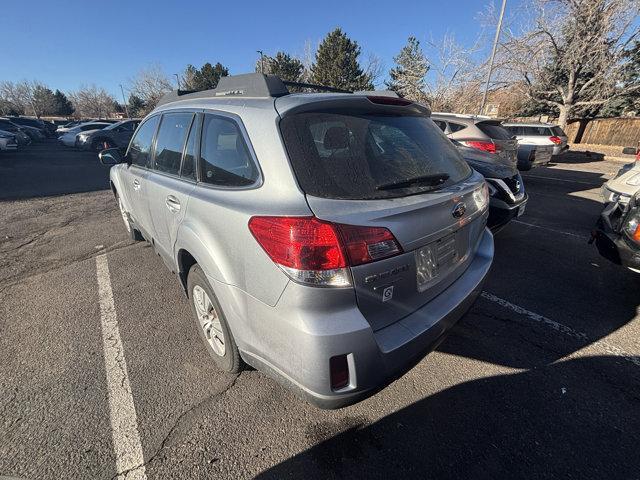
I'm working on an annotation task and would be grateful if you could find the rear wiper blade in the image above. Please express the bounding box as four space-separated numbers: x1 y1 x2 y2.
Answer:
376 173 450 191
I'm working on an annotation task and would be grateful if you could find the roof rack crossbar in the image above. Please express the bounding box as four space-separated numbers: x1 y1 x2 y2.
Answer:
282 81 352 94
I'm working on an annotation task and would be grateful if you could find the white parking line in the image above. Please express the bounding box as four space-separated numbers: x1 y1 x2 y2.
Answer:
481 291 640 368
96 254 147 479
512 219 586 239
522 174 602 186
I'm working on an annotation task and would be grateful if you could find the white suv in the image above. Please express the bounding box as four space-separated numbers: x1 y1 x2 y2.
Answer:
503 123 569 156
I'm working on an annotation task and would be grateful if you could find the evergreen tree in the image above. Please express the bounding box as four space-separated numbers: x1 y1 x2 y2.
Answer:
600 40 640 116
387 36 429 102
183 62 229 91
31 85 58 116
310 28 373 91
256 52 305 82
53 90 74 116
127 95 146 118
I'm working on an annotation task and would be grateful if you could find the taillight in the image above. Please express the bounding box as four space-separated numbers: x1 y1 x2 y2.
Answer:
549 136 562 145
248 216 402 287
463 140 497 154
337 224 401 266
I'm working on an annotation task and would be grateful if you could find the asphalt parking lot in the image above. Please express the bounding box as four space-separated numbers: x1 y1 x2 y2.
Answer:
1 140 639 480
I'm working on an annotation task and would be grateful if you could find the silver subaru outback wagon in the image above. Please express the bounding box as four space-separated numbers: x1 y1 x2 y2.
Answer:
100 73 494 409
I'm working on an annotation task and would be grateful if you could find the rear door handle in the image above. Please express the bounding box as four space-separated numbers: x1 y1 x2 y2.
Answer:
165 195 181 213
133 179 141 190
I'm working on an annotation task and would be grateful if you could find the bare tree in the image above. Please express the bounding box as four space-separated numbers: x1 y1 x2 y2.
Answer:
497 0 640 128
129 64 173 114
0 81 30 114
424 33 485 112
364 53 385 89
0 80 57 116
68 85 116 118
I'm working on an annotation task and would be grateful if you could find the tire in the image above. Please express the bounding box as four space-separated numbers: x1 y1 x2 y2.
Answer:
187 264 243 373
115 192 144 241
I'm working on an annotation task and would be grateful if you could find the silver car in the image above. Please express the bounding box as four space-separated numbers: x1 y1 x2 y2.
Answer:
100 73 494 409
431 113 518 167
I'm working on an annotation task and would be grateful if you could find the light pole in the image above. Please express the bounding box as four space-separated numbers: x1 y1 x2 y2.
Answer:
119 84 130 118
479 0 507 116
257 50 265 73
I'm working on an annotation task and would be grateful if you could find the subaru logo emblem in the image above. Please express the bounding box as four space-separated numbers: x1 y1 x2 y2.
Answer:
452 202 466 218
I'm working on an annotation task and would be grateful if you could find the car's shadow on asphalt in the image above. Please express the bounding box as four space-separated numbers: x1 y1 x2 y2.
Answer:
0 140 109 201
258 355 640 480
549 150 606 165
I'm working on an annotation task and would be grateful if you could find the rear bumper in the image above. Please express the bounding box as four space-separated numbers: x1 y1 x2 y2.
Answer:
220 228 494 409
553 144 569 156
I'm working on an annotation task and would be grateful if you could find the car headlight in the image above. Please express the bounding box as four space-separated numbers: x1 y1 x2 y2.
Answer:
623 194 640 245
78 133 88 140
623 210 640 244
473 182 490 211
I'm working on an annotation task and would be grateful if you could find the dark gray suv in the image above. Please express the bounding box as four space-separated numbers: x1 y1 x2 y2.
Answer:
100 73 494 408
77 119 140 152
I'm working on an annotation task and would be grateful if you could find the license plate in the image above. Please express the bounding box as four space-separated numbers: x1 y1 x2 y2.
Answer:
416 233 457 291
517 204 526 217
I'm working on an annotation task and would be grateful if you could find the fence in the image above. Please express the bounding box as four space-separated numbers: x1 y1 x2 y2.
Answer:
564 117 640 147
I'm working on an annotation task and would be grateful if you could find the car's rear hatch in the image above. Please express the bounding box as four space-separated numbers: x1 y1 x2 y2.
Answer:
475 120 518 165
276 96 489 331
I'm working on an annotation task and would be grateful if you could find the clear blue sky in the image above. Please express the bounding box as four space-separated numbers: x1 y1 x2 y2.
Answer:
0 0 525 98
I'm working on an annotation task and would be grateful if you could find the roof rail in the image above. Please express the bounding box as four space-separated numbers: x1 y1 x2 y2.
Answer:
156 73 289 107
156 73 404 107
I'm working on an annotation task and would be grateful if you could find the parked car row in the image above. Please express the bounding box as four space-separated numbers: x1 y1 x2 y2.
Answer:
432 113 567 171
0 116 56 153
430 113 569 231
57 119 140 152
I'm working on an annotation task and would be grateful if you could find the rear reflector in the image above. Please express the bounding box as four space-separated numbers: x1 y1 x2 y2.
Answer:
248 216 402 286
463 140 497 154
549 136 562 145
330 355 349 390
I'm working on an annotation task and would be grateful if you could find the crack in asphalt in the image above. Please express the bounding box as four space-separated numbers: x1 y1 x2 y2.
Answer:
108 373 241 480
0 240 135 294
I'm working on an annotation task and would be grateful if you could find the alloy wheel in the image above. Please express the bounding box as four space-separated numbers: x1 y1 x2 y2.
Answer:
192 285 226 356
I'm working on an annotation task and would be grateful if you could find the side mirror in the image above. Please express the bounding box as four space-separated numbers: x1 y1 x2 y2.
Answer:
622 146 638 156
99 147 124 166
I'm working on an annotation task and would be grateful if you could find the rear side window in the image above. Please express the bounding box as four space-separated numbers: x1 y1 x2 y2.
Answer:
154 112 193 175
448 122 467 133
476 121 512 140
551 126 566 136
279 110 472 200
199 115 259 187
433 120 447 132
128 115 160 168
